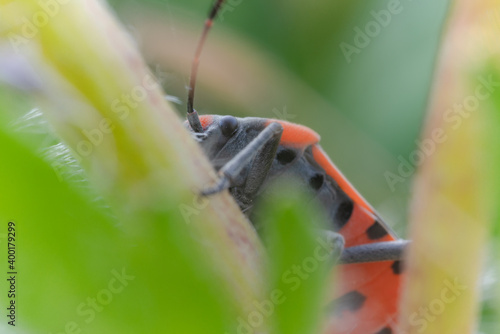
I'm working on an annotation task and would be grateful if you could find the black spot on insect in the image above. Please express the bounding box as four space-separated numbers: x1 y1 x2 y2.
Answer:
392 260 403 275
374 327 392 334
366 221 389 240
276 148 296 165
334 200 353 229
329 290 366 315
309 173 324 190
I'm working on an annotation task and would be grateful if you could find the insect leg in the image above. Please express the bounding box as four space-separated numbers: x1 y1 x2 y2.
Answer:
339 240 410 264
202 122 284 196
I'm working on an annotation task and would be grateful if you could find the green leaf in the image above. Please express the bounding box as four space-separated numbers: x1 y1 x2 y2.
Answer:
256 182 332 334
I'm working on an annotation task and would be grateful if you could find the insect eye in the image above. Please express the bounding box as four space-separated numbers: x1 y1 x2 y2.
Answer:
220 116 239 137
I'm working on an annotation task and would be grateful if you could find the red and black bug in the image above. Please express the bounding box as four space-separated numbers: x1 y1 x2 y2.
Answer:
184 1 408 333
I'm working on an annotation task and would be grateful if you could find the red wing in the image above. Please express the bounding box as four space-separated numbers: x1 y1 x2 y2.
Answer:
311 144 403 334
266 119 320 147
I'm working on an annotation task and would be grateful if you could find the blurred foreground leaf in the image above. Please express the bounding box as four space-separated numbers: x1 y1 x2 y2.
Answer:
398 1 500 333
256 183 332 334
0 0 266 333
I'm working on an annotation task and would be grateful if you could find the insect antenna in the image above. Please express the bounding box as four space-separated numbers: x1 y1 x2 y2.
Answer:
187 0 225 133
